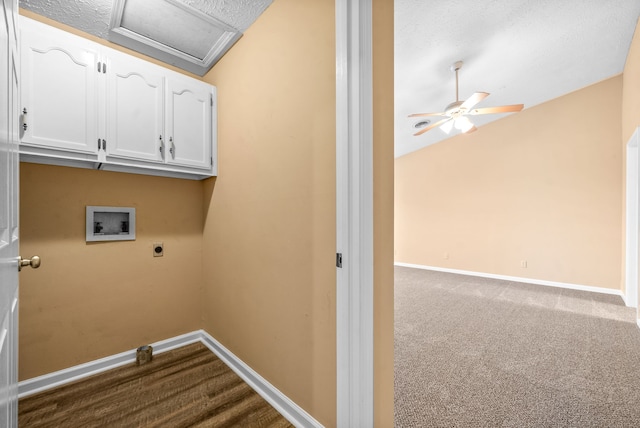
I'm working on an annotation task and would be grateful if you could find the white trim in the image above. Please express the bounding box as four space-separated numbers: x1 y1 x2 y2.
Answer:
18 331 321 428
18 331 201 398
335 0 374 426
198 331 322 428
637 318 640 330
626 127 640 309
621 292 629 307
395 262 625 298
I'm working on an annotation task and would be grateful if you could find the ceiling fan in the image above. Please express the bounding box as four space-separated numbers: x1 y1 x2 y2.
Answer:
409 61 523 136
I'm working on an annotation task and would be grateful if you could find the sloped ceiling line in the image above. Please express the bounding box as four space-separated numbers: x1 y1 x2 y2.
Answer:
395 0 640 157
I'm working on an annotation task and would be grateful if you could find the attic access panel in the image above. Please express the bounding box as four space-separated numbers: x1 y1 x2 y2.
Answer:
109 0 241 76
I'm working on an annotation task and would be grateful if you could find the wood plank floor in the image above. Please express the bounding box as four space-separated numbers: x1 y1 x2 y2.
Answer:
19 342 295 427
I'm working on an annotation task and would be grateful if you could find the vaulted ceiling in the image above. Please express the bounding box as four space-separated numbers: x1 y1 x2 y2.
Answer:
395 0 640 157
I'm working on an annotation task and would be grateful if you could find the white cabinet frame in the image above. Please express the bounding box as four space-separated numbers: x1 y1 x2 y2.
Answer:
19 17 216 181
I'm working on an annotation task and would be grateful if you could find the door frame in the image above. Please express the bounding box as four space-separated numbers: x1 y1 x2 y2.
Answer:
0 0 21 424
335 0 374 426
626 127 640 310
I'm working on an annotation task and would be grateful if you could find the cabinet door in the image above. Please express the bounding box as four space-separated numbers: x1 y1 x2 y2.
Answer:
106 52 164 163
165 77 212 170
20 22 99 155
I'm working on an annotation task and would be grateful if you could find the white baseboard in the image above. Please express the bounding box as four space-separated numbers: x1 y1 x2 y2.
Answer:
18 331 202 399
18 330 322 428
395 262 625 299
199 330 322 428
621 292 629 306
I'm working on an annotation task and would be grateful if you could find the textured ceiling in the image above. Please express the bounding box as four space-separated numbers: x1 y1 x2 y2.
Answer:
19 0 272 42
396 0 640 157
19 1 640 158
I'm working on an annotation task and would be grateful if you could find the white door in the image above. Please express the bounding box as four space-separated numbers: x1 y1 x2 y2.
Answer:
165 77 212 170
20 18 99 155
106 51 164 163
0 0 20 425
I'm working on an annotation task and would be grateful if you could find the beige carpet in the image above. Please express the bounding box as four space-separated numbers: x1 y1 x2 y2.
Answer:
394 266 640 427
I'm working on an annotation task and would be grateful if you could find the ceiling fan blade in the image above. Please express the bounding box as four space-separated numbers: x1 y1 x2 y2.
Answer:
413 118 452 136
470 104 524 115
460 92 489 110
464 125 477 134
408 112 447 118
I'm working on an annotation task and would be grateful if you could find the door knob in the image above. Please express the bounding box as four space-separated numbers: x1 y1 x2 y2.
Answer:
18 255 41 271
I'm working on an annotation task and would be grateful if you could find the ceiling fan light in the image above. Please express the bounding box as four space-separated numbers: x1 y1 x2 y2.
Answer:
440 120 454 134
455 116 474 133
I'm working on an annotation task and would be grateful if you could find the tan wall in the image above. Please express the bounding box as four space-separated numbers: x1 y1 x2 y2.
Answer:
20 164 203 380
373 0 394 426
18 12 204 381
395 76 623 289
20 3 396 423
621 18 640 309
200 0 337 425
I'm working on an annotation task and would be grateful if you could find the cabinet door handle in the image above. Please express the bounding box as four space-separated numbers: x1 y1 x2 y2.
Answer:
20 107 27 132
159 135 165 158
169 137 175 159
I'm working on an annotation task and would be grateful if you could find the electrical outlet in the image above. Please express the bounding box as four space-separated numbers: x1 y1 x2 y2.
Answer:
153 242 164 257
520 260 527 268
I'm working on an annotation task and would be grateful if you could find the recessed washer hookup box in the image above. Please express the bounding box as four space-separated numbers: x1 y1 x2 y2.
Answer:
86 206 136 242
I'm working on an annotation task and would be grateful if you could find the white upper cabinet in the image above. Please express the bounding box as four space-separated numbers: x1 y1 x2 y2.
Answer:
165 76 213 170
106 51 164 163
19 17 216 179
20 25 99 157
